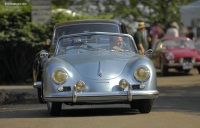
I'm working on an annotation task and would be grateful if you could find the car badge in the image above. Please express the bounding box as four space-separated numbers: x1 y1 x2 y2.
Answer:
99 61 103 77
99 71 103 77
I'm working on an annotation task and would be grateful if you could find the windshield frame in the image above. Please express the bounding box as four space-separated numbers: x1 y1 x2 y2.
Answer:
52 23 121 45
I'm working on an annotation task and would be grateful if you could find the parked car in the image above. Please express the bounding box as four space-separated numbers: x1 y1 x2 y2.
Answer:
40 32 158 116
33 19 129 103
150 36 200 76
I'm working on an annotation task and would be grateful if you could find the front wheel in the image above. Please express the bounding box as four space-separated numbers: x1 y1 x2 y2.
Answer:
184 69 190 74
160 63 168 76
47 102 62 116
137 99 153 113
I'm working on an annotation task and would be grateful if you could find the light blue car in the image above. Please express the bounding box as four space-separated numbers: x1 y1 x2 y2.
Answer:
38 32 159 116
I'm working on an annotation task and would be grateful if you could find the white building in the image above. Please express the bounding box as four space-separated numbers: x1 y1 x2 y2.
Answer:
180 0 200 40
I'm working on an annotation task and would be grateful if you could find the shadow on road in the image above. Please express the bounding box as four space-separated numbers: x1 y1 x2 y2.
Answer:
0 105 140 118
0 68 200 118
156 69 195 77
153 85 200 115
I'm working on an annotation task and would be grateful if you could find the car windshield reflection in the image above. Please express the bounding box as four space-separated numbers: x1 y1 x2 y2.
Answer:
159 39 195 49
56 34 136 55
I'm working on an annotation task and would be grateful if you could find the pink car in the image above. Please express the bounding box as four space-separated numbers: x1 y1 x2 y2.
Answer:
150 36 200 76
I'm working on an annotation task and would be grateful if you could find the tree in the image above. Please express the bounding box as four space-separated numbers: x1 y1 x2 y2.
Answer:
52 0 196 27
0 1 112 84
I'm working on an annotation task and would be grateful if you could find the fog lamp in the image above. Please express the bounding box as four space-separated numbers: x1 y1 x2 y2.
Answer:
76 80 85 91
119 79 128 89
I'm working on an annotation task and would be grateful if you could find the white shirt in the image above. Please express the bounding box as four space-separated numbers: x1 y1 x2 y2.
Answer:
165 28 179 37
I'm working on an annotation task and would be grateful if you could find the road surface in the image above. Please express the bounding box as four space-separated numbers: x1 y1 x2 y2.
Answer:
0 69 200 128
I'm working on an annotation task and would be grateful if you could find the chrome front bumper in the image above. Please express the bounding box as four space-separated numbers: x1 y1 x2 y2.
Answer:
166 62 200 68
44 85 159 103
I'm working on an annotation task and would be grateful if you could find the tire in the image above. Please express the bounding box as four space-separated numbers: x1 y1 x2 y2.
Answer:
184 69 190 74
197 68 200 74
47 102 62 116
160 63 168 76
137 99 153 114
37 88 45 103
130 100 139 109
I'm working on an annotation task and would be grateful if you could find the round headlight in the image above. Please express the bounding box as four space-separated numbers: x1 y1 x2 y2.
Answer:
165 52 174 60
119 79 128 89
76 80 85 91
52 68 68 84
134 66 150 82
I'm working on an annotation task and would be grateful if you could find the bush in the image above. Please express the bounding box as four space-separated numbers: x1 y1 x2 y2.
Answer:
0 5 112 84
0 5 49 84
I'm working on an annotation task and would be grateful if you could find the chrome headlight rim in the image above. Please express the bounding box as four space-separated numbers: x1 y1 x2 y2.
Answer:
134 66 150 82
52 68 68 84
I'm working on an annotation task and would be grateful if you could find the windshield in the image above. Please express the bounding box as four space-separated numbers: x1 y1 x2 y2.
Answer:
55 34 137 55
158 39 195 50
53 23 120 44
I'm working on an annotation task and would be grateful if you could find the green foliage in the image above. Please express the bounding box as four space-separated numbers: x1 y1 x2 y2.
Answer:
53 0 196 27
0 0 196 84
0 4 50 84
0 3 113 84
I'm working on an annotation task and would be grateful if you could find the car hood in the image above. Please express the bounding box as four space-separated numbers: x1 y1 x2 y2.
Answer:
58 51 136 79
165 48 199 58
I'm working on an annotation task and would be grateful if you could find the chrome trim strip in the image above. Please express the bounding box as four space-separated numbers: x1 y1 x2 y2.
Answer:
99 61 103 77
72 86 77 103
128 83 132 101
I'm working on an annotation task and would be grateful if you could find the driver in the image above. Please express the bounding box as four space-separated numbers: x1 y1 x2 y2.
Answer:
110 36 124 51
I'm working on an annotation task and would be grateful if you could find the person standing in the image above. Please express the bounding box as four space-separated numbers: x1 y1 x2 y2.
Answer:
179 22 188 36
133 22 149 55
150 22 165 48
187 26 195 42
165 22 179 37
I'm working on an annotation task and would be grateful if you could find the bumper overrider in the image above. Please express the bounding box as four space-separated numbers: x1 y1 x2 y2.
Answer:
44 84 159 104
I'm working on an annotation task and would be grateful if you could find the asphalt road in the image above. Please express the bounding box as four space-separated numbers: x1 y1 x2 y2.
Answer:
0 69 200 128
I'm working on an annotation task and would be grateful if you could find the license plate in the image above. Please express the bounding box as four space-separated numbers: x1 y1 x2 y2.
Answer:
183 64 193 70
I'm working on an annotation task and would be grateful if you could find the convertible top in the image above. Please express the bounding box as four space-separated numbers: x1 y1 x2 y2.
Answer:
54 19 122 28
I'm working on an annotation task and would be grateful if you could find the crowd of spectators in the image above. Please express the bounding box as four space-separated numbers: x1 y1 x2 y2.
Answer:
132 21 196 51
